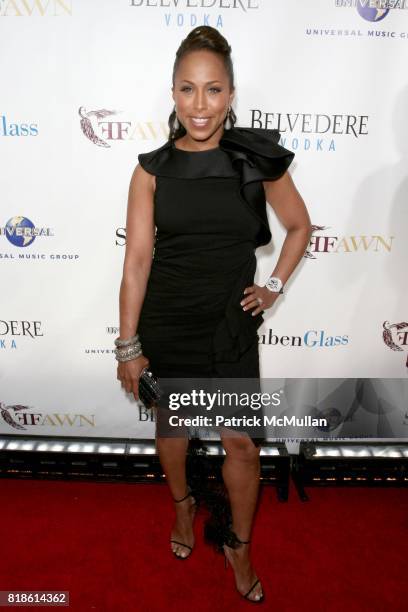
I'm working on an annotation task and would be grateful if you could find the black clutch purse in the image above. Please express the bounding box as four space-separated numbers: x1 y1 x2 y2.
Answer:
138 367 163 408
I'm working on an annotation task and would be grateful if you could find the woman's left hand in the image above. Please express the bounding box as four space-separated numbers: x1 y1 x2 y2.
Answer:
240 283 281 316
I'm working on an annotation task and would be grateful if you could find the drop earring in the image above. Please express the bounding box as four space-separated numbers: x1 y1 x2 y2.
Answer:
224 106 232 130
173 105 180 130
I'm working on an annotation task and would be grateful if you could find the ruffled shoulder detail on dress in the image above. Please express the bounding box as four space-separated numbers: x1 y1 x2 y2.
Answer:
219 127 295 247
137 140 171 173
220 126 294 176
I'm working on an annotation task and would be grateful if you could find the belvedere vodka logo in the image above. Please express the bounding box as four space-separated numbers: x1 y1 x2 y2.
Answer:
129 0 261 28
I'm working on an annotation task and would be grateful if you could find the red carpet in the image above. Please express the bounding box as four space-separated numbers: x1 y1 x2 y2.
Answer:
0 479 406 611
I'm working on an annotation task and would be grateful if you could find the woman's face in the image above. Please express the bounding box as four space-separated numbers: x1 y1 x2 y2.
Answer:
172 49 234 144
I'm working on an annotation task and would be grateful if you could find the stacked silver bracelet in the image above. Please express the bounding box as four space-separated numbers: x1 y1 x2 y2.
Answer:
114 333 142 362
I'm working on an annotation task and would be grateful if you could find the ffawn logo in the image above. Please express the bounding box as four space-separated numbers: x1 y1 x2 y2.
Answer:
79 107 169 146
304 225 394 258
79 107 120 148
0 402 95 430
382 321 408 369
0 0 72 16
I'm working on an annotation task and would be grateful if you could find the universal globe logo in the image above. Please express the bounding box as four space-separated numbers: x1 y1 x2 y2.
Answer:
2 216 52 247
356 1 389 21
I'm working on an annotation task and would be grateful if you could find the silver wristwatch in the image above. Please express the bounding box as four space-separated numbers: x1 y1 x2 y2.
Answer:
265 276 284 294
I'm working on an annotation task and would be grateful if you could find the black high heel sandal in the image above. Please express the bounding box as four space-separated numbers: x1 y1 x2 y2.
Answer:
170 488 197 560
223 529 264 603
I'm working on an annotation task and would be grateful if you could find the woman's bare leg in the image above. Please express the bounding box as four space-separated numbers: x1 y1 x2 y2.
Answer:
155 410 196 558
220 428 263 601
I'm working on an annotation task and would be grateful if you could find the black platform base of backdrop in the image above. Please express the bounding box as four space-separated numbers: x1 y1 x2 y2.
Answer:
2 436 406 503
292 441 408 501
0 434 290 501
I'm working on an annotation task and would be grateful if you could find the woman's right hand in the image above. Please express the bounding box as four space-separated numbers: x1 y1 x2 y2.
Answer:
117 354 150 402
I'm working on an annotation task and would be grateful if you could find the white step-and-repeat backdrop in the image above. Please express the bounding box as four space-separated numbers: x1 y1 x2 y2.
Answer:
1 1 407 442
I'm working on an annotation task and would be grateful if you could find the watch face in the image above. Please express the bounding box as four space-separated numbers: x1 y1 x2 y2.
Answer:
267 277 283 292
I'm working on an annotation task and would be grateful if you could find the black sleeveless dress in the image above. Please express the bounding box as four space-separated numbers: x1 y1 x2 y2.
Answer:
137 127 295 445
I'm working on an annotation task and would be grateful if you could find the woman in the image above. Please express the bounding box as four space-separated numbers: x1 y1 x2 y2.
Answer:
116 26 311 603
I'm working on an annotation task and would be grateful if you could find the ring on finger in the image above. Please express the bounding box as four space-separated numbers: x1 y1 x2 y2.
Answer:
256 297 264 305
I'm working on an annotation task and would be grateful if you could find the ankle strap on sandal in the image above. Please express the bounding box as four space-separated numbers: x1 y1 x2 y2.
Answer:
173 489 193 503
236 536 251 544
224 528 251 548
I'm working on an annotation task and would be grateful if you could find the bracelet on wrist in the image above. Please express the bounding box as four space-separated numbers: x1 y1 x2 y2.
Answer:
114 333 140 348
114 332 143 362
115 351 143 363
115 344 141 356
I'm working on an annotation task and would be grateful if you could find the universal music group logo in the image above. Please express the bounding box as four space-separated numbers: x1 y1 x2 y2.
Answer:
335 1 404 22
0 216 52 247
312 1 408 39
0 216 79 261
